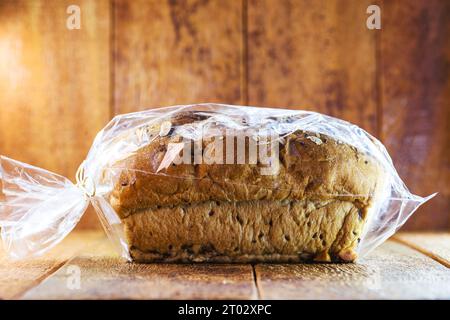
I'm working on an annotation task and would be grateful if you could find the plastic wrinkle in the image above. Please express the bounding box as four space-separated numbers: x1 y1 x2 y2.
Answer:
0 104 435 260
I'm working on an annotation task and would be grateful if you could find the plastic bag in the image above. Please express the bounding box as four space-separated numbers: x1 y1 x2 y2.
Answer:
0 104 435 262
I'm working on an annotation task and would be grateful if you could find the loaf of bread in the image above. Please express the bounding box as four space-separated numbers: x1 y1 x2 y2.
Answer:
107 111 387 263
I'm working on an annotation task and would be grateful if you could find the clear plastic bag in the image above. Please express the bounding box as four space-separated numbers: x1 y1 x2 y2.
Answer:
0 104 435 262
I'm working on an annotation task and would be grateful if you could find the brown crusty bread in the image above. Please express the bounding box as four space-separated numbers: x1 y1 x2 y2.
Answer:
108 112 386 263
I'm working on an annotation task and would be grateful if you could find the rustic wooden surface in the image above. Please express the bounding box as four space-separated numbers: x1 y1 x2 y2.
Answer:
393 233 450 268
0 0 111 228
247 0 378 135
379 0 450 230
23 234 257 299
255 241 450 299
113 0 244 113
0 0 448 230
0 231 103 299
0 231 446 300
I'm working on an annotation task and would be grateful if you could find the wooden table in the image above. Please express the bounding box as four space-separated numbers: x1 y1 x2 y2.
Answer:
1 231 449 300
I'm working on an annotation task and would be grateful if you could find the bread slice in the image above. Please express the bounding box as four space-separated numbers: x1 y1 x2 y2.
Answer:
108 112 387 262
124 199 366 263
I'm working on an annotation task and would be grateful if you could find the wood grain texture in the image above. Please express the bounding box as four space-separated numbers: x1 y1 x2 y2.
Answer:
0 0 111 228
379 0 450 230
0 231 102 299
247 0 378 134
0 0 447 231
11 232 450 299
113 0 244 114
393 232 450 268
23 237 257 300
255 240 450 299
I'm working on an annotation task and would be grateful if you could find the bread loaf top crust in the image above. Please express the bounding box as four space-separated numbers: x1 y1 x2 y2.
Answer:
107 111 386 218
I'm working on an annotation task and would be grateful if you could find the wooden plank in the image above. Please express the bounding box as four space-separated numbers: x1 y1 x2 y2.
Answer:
0 0 111 228
18 232 450 300
113 0 244 113
247 0 378 134
23 236 257 300
255 240 450 299
0 231 102 299
393 232 450 268
379 0 450 230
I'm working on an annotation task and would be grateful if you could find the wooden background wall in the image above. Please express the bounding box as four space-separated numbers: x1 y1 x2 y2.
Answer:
0 0 448 230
